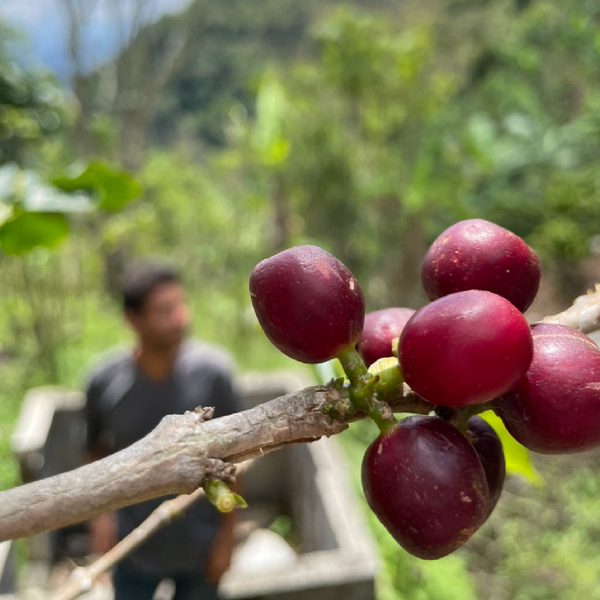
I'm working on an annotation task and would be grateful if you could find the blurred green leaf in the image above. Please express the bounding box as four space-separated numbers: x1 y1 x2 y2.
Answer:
251 72 289 165
0 163 92 212
0 211 69 255
480 410 542 486
52 161 141 211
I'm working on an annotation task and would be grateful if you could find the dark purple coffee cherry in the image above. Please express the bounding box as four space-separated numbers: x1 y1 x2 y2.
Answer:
421 219 541 312
357 307 415 367
467 416 506 517
249 245 365 363
495 323 600 453
399 290 533 406
361 416 489 560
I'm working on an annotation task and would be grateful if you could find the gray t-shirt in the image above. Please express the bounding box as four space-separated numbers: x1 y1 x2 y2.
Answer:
85 339 242 577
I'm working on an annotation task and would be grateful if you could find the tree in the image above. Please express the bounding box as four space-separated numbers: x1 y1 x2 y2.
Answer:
209 1 600 310
0 21 67 167
57 0 190 169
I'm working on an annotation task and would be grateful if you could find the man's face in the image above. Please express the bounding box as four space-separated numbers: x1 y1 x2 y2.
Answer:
127 283 190 349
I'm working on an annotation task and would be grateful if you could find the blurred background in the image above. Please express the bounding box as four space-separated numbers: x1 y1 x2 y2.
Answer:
2 0 600 598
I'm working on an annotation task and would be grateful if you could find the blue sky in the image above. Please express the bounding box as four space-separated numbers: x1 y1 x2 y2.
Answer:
0 0 191 81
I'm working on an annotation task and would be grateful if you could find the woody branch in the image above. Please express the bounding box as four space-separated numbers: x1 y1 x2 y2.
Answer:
0 288 598 542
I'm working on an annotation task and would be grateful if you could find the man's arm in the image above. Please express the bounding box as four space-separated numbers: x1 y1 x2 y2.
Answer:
204 476 243 586
204 364 244 584
85 374 118 555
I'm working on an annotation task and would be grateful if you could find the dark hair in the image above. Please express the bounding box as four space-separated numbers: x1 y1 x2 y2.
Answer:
120 261 180 313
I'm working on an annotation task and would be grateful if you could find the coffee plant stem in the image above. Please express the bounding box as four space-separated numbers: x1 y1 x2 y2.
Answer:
203 478 247 513
449 403 494 433
373 363 404 398
337 346 397 435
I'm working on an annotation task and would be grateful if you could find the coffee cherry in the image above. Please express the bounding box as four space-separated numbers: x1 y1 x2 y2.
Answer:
494 323 600 453
361 416 489 560
399 290 533 406
249 245 365 363
357 307 415 367
467 416 506 517
421 219 541 312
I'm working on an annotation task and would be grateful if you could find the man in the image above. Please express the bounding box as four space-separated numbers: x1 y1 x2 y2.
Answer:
85 261 242 600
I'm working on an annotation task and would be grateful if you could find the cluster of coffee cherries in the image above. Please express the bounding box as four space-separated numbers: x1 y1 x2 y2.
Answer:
248 219 600 560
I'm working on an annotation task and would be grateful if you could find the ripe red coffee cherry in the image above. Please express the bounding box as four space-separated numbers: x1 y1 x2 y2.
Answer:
249 245 365 363
421 219 541 312
494 323 600 453
399 290 533 406
357 307 415 367
361 416 489 560
467 416 506 517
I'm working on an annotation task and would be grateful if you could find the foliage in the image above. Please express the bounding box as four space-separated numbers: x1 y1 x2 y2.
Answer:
480 410 541 485
446 0 600 266
0 211 69 255
53 161 141 212
140 0 395 147
461 450 600 600
0 22 67 167
201 0 600 308
0 160 140 255
59 0 600 304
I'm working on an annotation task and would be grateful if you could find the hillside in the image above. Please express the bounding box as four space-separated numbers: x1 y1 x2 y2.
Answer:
95 0 400 147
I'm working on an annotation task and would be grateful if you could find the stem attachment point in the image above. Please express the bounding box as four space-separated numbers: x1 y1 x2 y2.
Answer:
203 478 247 513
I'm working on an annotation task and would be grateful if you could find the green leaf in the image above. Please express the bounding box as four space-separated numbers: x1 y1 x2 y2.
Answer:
0 211 69 255
52 160 141 212
251 71 289 165
479 410 542 486
0 163 93 213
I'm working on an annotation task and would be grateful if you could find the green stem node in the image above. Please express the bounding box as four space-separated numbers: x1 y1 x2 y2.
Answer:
336 346 397 435
203 478 247 513
368 359 404 397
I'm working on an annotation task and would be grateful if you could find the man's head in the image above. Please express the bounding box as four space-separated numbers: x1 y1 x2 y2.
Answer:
121 262 190 350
